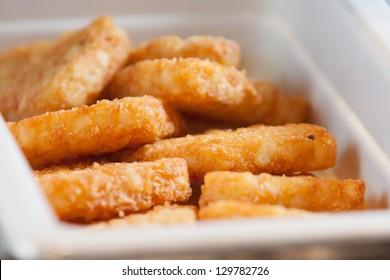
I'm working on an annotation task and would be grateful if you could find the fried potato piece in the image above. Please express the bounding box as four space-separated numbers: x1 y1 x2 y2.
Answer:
127 35 241 67
0 16 130 121
254 82 309 125
94 205 197 227
8 96 182 169
187 80 310 131
114 124 337 181
37 158 191 222
199 200 311 220
200 172 365 211
104 58 262 125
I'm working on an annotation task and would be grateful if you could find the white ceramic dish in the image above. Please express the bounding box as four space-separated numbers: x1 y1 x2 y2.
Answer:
1 0 390 259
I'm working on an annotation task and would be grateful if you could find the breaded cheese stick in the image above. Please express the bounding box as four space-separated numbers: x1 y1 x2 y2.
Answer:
115 124 337 181
127 35 241 67
254 82 309 125
8 96 182 169
104 58 262 125
199 200 311 220
95 205 197 227
199 172 365 211
0 16 130 121
37 158 191 222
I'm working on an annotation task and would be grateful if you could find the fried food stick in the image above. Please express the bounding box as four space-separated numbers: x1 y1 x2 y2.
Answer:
8 96 182 169
114 124 337 181
182 82 309 134
94 205 197 227
199 172 365 211
37 158 191 222
199 200 310 220
127 35 241 67
254 82 309 125
0 16 130 121
104 58 262 125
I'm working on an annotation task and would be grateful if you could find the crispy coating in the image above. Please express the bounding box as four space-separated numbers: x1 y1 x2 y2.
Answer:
200 172 365 211
184 81 310 132
115 124 337 181
104 58 262 125
254 82 309 125
8 96 182 169
34 164 89 177
199 200 311 220
0 16 130 121
37 158 191 222
34 156 108 176
95 205 197 227
127 35 241 67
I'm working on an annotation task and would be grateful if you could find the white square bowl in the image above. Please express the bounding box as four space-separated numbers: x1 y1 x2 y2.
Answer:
1 0 390 259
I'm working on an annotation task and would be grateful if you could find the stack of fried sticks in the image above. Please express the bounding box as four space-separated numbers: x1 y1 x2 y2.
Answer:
0 17 365 227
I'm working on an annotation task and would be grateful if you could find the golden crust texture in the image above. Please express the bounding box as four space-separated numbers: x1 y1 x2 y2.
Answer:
199 200 310 220
8 96 182 169
95 205 197 227
33 156 108 176
181 82 309 133
0 16 130 121
105 57 262 125
199 171 365 211
127 35 241 67
37 158 191 222
254 82 309 125
115 124 337 181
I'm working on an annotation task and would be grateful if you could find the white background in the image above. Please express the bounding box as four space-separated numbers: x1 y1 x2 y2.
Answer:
2 260 390 280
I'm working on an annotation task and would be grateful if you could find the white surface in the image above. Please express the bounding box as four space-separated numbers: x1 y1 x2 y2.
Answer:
2 260 390 279
267 0 390 161
0 1 390 259
0 0 262 20
0 116 58 259
347 0 390 53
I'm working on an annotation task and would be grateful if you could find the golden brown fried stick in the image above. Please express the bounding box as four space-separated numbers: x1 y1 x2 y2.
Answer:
94 205 197 227
199 171 365 211
8 96 182 169
0 16 130 121
199 200 311 220
114 124 337 181
185 81 309 132
104 58 262 125
127 35 241 67
37 158 191 222
254 82 309 125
